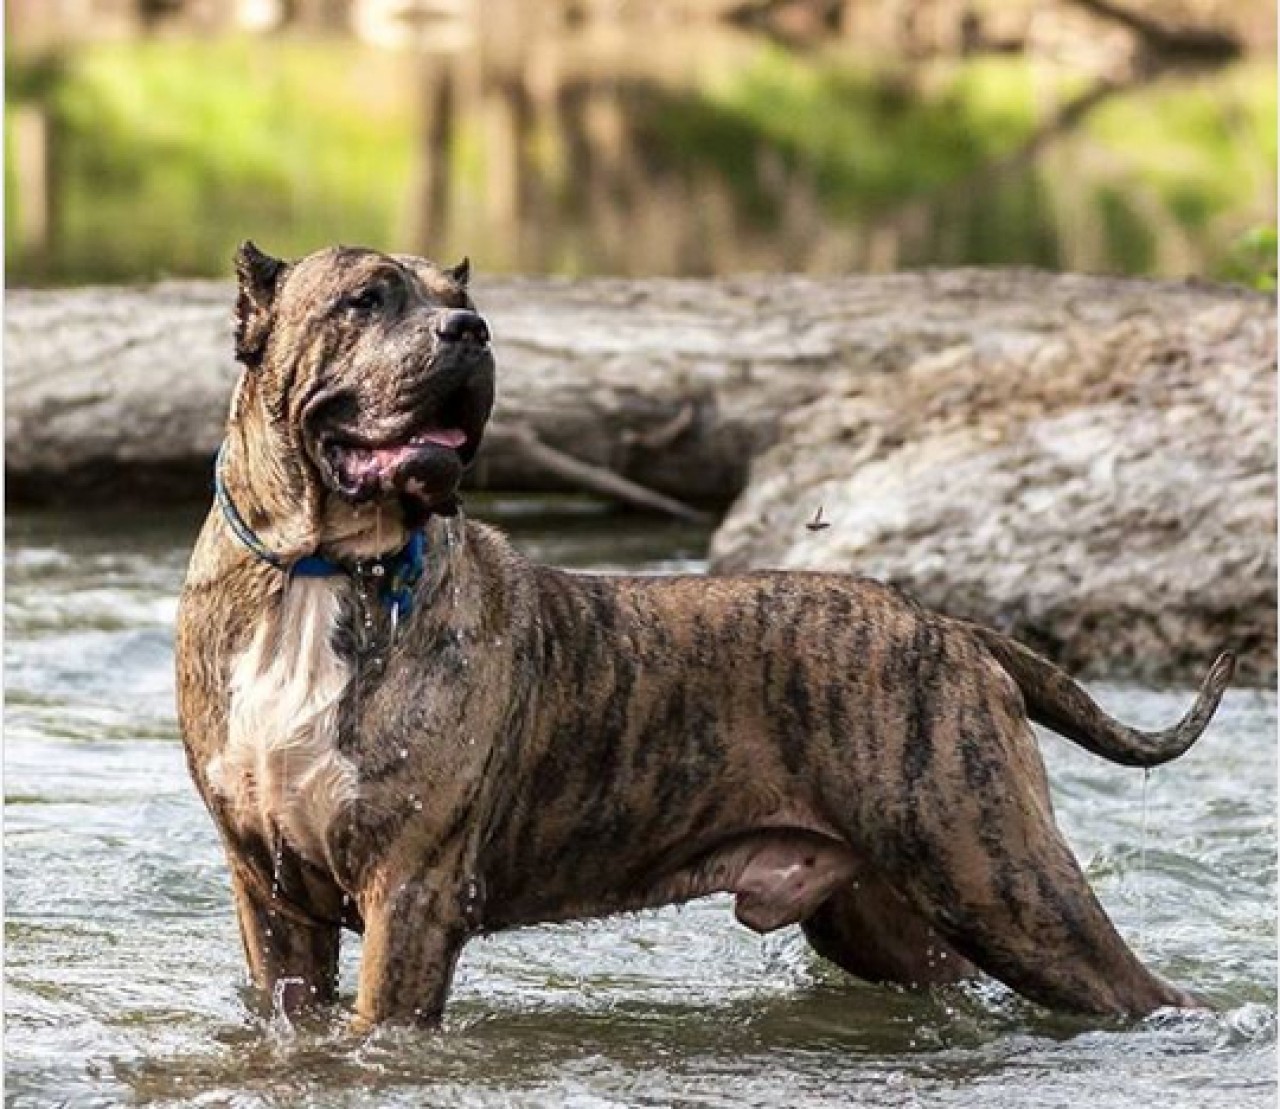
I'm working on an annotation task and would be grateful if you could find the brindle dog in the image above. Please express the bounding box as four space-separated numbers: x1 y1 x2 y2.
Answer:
177 242 1234 1029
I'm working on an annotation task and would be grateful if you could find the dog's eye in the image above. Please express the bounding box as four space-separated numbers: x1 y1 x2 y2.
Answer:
342 286 387 316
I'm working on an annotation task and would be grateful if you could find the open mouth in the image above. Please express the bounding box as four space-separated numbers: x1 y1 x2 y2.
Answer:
328 425 466 489
321 381 490 513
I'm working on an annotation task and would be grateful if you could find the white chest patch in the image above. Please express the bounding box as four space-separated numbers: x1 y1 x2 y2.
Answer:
207 576 359 866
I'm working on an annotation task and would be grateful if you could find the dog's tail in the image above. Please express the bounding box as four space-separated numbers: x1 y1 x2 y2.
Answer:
966 624 1235 768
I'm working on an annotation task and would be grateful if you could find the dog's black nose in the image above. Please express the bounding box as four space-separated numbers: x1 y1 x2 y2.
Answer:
435 309 490 345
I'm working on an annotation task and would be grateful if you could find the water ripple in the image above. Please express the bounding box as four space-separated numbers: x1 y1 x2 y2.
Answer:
5 508 1275 1108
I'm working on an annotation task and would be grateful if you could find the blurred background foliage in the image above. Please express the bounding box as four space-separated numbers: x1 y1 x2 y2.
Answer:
5 0 1275 286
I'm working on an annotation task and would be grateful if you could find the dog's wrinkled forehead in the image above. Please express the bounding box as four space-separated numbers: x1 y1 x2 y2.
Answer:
277 246 470 319
233 241 478 373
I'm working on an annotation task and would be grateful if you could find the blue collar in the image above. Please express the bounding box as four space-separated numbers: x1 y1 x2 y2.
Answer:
214 442 429 621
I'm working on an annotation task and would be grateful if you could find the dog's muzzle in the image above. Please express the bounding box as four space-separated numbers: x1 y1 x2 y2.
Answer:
321 324 495 515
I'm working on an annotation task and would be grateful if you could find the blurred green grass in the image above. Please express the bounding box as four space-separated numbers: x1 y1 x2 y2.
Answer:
7 38 415 283
5 37 1275 284
656 46 1275 274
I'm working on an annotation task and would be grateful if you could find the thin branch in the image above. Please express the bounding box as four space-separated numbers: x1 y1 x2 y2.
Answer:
486 421 713 524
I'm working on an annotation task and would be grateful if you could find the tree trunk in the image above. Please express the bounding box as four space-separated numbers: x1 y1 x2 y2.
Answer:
7 270 1263 506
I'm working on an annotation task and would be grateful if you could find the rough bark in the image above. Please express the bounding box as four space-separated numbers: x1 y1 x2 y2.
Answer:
5 275 822 506
7 271 1274 682
7 271 1262 504
708 272 1275 685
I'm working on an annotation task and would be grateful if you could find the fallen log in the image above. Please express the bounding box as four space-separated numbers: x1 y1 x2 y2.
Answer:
5 275 798 506
7 270 1265 509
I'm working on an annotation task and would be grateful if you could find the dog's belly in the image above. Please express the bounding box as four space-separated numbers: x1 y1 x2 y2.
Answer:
484 827 858 934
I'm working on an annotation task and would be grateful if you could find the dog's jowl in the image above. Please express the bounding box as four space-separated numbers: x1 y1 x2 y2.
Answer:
176 243 1235 1028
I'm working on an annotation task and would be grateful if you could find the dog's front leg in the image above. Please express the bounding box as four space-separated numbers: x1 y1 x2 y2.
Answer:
229 863 340 1016
354 870 467 1030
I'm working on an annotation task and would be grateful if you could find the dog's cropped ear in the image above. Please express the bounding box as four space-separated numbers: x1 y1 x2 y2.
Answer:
233 241 286 368
445 256 471 288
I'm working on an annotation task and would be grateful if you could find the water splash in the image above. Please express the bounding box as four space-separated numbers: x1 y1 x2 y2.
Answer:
1137 767 1151 954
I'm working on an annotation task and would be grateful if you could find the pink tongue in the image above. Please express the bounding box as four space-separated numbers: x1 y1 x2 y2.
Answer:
412 427 467 449
338 428 469 490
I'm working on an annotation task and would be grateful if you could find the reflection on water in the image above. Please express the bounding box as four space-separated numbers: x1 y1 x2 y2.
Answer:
5 0 1276 284
4 503 1276 1107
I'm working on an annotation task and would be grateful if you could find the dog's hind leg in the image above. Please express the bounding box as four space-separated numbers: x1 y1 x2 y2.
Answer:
891 740 1198 1017
918 840 1195 1016
802 870 976 988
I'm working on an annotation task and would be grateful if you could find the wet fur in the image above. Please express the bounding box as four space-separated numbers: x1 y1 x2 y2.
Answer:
209 576 357 868
177 244 1231 1030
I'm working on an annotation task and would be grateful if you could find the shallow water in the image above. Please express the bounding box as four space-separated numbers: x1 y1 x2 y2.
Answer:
5 503 1276 1108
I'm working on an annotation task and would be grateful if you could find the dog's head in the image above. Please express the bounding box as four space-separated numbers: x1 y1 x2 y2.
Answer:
226 242 495 558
